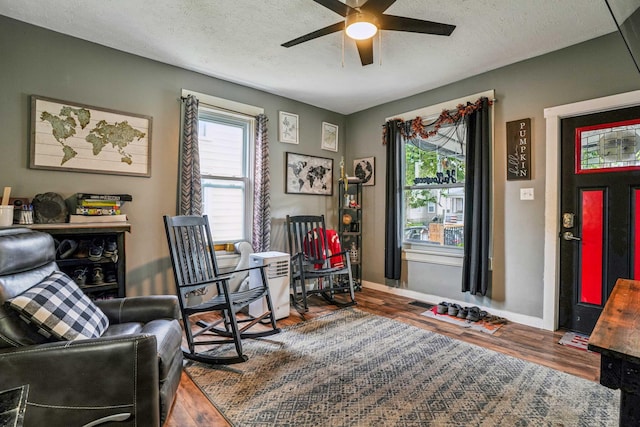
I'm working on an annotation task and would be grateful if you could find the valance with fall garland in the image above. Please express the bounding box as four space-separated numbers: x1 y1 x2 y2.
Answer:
382 97 493 145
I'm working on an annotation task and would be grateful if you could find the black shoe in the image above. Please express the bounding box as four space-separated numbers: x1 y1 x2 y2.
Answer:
104 237 117 257
88 239 104 261
92 266 104 285
73 267 88 286
104 268 117 283
56 239 78 259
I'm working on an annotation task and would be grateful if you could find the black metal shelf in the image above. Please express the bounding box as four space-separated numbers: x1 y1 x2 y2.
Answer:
338 178 362 290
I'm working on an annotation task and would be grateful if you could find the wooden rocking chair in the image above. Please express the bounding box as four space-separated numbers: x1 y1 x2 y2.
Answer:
164 215 280 364
285 214 357 312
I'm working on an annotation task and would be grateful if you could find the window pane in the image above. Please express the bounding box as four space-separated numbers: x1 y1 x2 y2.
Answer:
202 179 245 241
577 119 640 173
404 188 464 247
403 126 466 248
199 120 245 177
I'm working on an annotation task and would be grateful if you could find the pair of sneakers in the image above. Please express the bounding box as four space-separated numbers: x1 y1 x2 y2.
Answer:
87 238 117 261
73 266 107 286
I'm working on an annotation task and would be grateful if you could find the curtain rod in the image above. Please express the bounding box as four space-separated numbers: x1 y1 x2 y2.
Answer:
179 96 258 119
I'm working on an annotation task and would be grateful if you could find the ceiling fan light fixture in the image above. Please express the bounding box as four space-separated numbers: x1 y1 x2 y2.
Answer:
345 13 378 40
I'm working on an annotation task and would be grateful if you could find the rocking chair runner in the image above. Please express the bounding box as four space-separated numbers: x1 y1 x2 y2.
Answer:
163 215 280 364
286 215 357 312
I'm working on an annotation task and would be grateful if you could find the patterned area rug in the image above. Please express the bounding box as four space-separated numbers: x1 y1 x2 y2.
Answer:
185 308 619 427
559 331 591 352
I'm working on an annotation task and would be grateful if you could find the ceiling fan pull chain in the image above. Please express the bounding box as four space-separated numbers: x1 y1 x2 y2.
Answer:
342 27 345 68
378 30 382 66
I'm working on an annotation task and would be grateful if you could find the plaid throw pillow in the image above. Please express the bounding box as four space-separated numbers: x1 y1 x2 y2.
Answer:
7 271 109 341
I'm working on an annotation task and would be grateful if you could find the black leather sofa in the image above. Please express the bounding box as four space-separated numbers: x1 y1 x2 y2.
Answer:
0 228 183 426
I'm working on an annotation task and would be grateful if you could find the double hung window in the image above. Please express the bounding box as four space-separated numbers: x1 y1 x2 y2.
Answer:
198 108 254 242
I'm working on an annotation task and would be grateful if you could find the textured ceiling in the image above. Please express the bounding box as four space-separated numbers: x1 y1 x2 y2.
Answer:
0 0 620 114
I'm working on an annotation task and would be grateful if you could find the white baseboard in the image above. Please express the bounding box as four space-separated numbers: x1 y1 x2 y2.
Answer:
361 280 545 330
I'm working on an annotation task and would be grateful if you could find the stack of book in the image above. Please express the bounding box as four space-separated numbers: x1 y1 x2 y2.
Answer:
69 193 132 223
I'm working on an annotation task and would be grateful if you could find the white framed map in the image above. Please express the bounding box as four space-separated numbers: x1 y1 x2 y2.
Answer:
30 96 152 177
321 122 338 152
286 152 333 195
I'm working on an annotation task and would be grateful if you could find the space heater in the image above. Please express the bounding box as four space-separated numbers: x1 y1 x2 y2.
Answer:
248 251 291 320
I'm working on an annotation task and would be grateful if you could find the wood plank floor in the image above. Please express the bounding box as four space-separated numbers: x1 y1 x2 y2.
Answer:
165 288 601 427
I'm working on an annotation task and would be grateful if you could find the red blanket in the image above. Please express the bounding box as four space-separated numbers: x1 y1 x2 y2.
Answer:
303 228 344 269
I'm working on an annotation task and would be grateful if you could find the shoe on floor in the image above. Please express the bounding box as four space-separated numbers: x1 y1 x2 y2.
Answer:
436 301 449 314
467 307 487 322
448 304 461 316
457 306 469 319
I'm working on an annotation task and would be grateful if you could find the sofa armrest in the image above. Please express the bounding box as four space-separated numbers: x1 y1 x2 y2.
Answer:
95 295 180 324
0 334 160 427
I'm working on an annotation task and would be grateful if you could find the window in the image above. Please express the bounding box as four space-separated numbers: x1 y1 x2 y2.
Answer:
198 108 254 242
403 125 466 248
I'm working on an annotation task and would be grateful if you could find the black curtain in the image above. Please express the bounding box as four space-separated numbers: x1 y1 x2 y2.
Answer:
384 120 403 280
462 98 491 295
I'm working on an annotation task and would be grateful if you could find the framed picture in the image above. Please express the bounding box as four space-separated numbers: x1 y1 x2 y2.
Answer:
321 122 338 152
30 95 152 177
286 152 333 195
279 111 299 144
354 156 375 186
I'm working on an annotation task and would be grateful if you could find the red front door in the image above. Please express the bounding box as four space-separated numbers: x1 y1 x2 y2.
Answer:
559 106 640 334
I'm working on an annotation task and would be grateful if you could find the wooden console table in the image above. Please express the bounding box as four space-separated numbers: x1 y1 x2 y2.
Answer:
588 278 640 426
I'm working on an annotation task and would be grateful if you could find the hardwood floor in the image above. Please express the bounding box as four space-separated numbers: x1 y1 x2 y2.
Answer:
165 288 601 427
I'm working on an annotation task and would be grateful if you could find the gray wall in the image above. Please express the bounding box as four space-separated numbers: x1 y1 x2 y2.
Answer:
346 32 640 318
0 16 345 296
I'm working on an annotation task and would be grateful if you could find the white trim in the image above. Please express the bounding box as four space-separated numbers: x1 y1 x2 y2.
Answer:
181 89 264 116
543 90 640 331
362 280 543 328
403 248 463 267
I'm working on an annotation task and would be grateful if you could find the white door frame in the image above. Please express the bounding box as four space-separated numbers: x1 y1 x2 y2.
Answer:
543 90 640 331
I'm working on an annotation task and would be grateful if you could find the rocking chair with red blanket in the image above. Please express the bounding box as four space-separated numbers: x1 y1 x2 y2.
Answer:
285 215 357 312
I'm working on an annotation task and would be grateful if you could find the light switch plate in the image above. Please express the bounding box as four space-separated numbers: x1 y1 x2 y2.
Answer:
520 188 534 200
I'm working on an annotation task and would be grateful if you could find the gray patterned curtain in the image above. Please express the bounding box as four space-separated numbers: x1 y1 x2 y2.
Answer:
179 95 202 215
252 114 270 252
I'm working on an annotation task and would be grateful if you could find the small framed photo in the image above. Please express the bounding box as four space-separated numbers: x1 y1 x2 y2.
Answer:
279 111 299 144
321 122 338 152
354 156 375 186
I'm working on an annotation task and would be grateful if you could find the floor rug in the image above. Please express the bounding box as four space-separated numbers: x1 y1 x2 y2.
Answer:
185 308 618 427
421 307 504 335
559 331 591 352
408 300 434 310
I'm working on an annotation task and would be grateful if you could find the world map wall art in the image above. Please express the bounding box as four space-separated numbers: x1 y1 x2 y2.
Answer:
30 96 152 177
285 152 333 195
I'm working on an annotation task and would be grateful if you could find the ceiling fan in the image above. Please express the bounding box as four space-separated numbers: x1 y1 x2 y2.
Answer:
281 0 456 66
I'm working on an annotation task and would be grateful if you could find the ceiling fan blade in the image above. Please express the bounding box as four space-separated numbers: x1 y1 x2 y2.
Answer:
281 21 345 47
355 38 374 66
379 14 455 36
360 0 397 14
313 0 357 17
